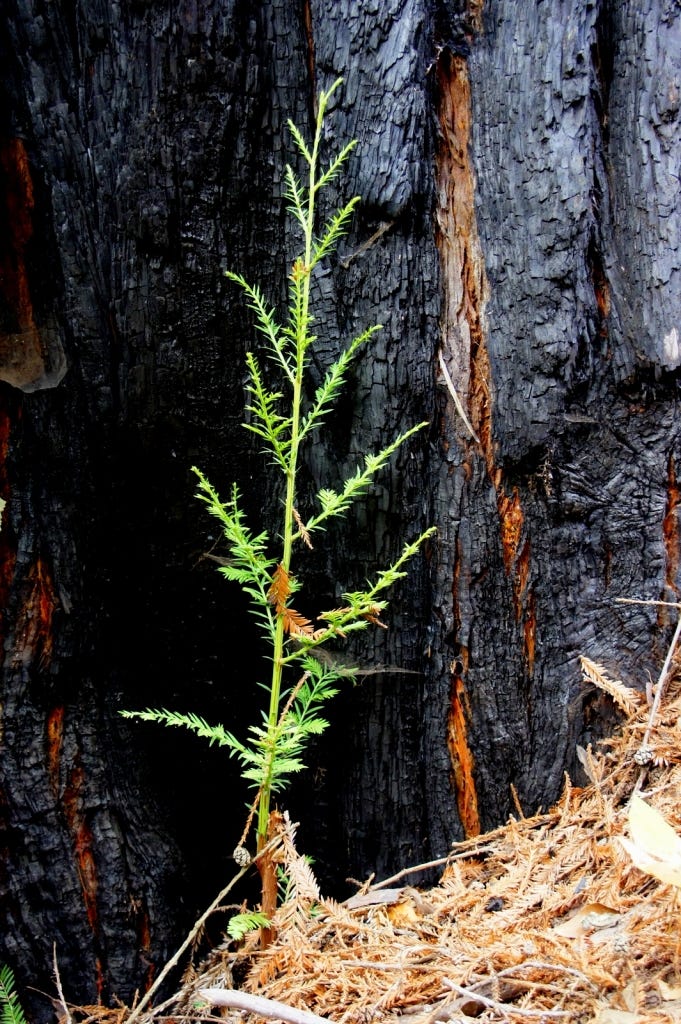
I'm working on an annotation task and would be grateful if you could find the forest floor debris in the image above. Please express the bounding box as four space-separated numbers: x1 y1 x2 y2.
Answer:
71 644 681 1024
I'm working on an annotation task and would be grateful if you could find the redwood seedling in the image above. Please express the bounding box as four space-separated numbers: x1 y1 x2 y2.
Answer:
122 78 434 932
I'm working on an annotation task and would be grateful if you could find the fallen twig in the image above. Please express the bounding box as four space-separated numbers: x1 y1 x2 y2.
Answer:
198 988 331 1024
634 611 681 792
53 944 73 1024
438 351 480 442
442 978 570 1019
367 857 450 891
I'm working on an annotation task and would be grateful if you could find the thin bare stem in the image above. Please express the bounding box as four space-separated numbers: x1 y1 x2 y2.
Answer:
442 978 571 1019
438 350 479 442
366 856 451 890
52 944 73 1024
634 611 681 793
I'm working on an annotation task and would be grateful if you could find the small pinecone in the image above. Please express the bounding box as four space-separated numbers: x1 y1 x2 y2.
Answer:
233 845 252 868
633 746 654 766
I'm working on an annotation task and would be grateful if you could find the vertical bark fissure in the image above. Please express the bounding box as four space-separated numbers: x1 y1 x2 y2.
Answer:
61 758 105 999
662 455 680 607
0 139 42 388
435 47 537 832
11 557 58 671
435 51 483 837
0 404 15 654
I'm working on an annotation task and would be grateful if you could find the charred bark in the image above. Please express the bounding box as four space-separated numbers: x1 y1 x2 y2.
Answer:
0 1 678 1020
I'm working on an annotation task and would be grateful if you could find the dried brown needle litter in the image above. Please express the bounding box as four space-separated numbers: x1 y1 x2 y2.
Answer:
185 667 681 1024
67 640 681 1024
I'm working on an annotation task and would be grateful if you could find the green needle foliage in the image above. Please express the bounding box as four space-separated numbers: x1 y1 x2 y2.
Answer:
0 965 27 1024
122 78 435 859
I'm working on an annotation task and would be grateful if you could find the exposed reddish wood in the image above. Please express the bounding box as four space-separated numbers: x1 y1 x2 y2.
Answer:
0 138 51 387
137 906 155 991
0 138 35 333
515 540 531 611
435 53 490 827
62 759 104 995
592 253 611 324
12 557 58 669
447 662 480 838
498 488 523 576
436 50 542 817
435 52 492 465
46 705 65 798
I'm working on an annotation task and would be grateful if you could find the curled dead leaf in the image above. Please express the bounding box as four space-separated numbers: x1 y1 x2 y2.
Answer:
553 902 620 938
619 795 681 889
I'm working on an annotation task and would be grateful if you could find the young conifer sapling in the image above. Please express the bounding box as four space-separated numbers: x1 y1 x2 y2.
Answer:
122 78 435 936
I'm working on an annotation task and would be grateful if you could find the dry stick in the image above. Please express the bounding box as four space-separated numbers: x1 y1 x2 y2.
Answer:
442 979 570 1019
198 988 331 1024
438 351 480 442
365 855 450 891
52 944 73 1024
123 837 281 1024
368 811 560 892
633 610 681 795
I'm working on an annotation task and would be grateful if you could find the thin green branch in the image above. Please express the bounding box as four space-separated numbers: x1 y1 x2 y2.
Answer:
298 325 382 444
299 421 429 539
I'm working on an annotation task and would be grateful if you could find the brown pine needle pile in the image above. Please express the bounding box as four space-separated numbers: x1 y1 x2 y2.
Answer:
69 642 681 1024
180 660 681 1024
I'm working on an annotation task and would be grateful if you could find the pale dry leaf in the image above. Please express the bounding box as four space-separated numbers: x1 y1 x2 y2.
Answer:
619 795 681 889
553 902 620 938
659 978 681 1001
621 977 640 1012
593 1011 644 1024
576 744 598 784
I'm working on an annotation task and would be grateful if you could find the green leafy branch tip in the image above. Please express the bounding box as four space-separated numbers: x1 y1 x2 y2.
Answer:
0 965 28 1024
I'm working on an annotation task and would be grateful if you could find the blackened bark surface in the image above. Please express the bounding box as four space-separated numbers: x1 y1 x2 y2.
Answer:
426 0 681 844
0 1 678 1020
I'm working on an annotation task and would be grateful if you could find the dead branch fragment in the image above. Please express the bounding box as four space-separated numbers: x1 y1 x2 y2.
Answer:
198 989 331 1024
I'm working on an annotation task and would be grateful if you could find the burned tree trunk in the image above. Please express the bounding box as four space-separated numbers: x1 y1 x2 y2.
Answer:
0 0 678 1019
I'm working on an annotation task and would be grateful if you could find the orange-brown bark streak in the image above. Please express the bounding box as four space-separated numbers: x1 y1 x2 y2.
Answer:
447 658 480 837
46 704 65 797
303 0 316 99
436 47 535 816
137 907 155 990
498 492 535 674
0 138 36 333
435 53 492 463
12 556 58 669
63 760 104 994
436 54 487 828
